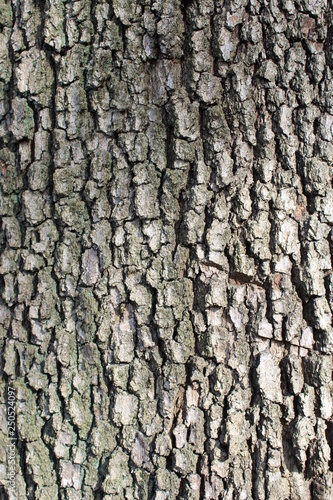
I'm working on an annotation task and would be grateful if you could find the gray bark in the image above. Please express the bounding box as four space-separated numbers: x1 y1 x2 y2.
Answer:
0 0 333 498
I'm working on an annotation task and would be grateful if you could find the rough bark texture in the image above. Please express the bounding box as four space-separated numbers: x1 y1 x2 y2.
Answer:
1 0 333 498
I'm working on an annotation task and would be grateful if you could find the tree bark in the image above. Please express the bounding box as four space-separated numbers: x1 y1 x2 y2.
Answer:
1 0 333 498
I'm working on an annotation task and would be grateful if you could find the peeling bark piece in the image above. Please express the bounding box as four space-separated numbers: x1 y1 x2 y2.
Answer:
81 248 99 286
256 351 283 403
16 49 53 106
10 97 34 140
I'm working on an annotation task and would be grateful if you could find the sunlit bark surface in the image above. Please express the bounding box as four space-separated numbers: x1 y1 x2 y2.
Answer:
1 0 333 498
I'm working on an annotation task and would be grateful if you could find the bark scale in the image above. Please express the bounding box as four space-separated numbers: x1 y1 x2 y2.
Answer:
0 0 333 498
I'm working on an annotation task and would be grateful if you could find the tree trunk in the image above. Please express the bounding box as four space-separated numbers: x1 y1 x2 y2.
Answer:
1 0 333 498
